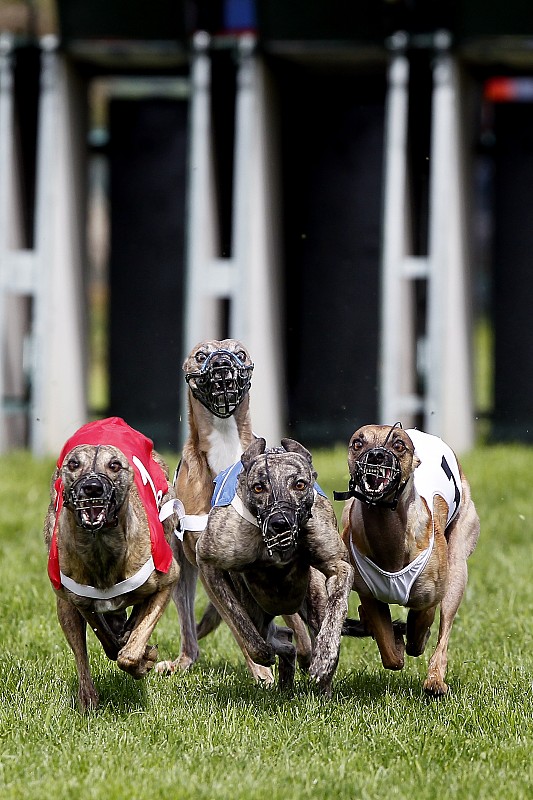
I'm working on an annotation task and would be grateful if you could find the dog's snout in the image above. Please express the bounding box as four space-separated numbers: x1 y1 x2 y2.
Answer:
79 476 105 498
269 516 292 534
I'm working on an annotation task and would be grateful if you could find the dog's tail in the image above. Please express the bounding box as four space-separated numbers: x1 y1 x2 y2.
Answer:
341 617 407 638
196 602 222 640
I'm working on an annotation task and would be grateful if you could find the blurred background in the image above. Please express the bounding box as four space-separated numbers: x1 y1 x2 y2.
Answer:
1 1 533 455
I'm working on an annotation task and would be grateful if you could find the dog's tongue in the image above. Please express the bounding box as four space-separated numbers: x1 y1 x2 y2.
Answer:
82 507 106 528
367 468 391 493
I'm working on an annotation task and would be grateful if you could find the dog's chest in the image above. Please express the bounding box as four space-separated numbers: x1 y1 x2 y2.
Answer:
206 416 244 476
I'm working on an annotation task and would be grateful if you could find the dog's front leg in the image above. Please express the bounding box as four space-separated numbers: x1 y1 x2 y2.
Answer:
56 598 99 711
117 586 173 678
360 595 405 671
309 562 353 695
198 562 275 673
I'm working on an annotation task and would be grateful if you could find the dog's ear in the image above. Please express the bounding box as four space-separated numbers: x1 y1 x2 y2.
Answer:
281 438 313 465
241 437 266 470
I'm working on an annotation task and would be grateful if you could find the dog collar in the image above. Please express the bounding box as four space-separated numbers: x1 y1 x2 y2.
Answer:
60 556 156 600
333 480 408 510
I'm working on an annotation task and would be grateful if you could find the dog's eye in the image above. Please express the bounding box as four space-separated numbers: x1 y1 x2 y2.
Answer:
293 479 308 491
67 458 80 471
252 483 264 494
393 441 406 454
235 350 247 362
351 439 363 450
108 460 123 473
195 351 207 364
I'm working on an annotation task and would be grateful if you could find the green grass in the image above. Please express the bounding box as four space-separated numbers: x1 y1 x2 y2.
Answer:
0 445 532 799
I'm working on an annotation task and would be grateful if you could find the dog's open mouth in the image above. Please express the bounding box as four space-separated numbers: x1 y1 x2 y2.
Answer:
66 472 118 532
353 448 402 503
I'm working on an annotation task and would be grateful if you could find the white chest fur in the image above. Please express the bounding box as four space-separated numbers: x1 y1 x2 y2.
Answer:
207 415 243 477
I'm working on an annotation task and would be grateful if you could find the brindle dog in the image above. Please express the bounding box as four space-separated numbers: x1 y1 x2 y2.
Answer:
44 419 180 710
156 339 312 684
196 437 354 694
337 423 480 696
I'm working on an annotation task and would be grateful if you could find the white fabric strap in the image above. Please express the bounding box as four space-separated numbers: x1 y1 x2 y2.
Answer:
349 530 435 607
160 498 208 541
231 494 259 526
181 514 209 532
60 556 155 600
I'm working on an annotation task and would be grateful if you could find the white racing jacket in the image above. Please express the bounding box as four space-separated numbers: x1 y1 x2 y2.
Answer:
350 429 462 606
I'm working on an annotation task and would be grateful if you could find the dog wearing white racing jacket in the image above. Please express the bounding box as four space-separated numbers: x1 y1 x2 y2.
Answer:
337 423 479 696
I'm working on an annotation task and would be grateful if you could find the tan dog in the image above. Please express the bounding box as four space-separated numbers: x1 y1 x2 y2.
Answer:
44 417 180 710
197 438 354 694
337 423 479 696
156 339 315 683
155 339 271 680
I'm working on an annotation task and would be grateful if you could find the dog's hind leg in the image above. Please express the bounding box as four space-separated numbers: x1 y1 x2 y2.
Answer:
283 614 312 672
268 623 297 691
155 544 200 674
57 598 99 711
80 610 121 660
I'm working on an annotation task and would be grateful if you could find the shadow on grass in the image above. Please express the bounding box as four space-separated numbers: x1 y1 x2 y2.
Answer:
65 667 148 716
174 655 435 710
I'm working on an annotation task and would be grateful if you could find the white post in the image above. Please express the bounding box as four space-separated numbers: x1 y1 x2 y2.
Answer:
31 39 87 455
426 50 474 452
231 37 284 444
379 50 421 428
182 31 220 356
0 34 31 449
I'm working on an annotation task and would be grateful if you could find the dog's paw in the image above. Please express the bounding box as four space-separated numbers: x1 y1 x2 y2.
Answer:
78 682 99 712
117 644 158 679
154 653 197 675
423 673 449 697
249 663 275 687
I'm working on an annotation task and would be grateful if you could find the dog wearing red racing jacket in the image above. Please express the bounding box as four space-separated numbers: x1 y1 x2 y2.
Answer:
44 417 180 710
337 423 479 696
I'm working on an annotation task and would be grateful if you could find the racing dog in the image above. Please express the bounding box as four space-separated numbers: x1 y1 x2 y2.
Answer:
44 417 180 710
196 437 354 694
335 423 479 696
155 339 271 679
156 339 313 683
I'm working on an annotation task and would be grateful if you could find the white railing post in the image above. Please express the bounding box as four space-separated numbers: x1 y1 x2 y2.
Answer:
31 38 87 455
231 36 284 443
426 47 474 451
379 47 422 427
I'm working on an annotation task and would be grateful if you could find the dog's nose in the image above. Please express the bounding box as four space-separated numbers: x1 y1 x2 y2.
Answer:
269 515 294 534
80 476 105 498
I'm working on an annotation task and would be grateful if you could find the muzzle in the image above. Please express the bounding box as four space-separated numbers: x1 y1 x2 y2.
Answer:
333 423 406 509
185 349 253 418
257 500 312 557
351 447 402 504
65 472 119 532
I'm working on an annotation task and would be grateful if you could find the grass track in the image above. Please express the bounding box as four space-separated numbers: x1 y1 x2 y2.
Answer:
0 445 531 799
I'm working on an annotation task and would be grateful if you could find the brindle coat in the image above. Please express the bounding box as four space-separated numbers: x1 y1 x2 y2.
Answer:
340 424 480 696
196 437 354 694
156 339 312 685
44 444 179 710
